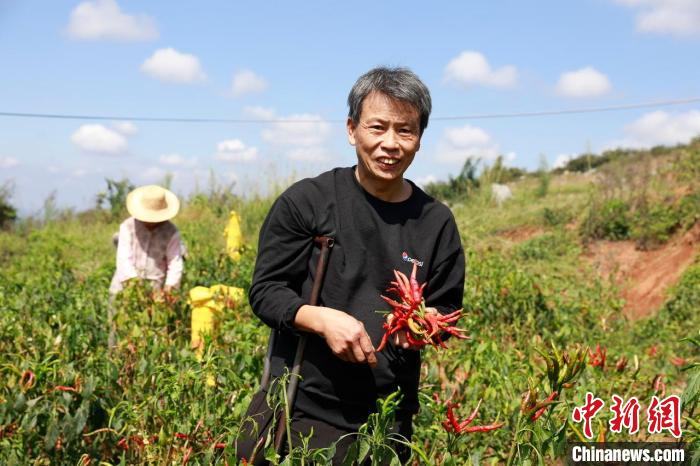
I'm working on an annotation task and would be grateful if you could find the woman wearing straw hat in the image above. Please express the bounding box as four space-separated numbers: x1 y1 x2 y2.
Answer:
107 185 185 347
109 184 185 296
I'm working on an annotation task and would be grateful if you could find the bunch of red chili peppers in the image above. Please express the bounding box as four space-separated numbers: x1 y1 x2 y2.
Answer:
376 263 467 351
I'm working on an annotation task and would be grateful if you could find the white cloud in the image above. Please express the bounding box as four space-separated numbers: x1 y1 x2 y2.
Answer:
443 51 517 88
231 70 268 96
140 48 206 84
556 67 612 98
553 153 575 169
414 174 437 187
244 106 277 120
66 0 158 41
262 114 332 147
436 124 503 164
0 157 19 168
72 168 88 177
614 0 700 36
605 110 700 149
286 146 331 162
261 113 333 161
112 121 138 135
71 124 128 155
627 110 700 145
247 109 333 161
216 139 259 162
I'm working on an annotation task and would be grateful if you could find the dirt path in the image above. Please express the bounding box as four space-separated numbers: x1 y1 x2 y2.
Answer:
585 223 700 320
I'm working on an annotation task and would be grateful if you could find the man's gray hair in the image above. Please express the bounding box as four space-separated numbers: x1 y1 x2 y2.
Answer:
348 67 432 134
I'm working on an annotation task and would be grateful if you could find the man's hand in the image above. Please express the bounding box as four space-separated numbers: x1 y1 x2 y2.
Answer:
391 307 439 350
295 305 377 367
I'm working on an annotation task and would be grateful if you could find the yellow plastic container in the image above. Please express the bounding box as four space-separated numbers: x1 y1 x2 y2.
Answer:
224 211 243 262
189 284 244 359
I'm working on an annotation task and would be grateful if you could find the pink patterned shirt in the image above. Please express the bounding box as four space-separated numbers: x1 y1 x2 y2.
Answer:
109 217 184 294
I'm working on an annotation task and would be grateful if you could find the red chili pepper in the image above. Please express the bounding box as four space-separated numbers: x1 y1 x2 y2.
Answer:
53 385 78 393
442 399 504 435
653 374 666 397
529 391 558 421
588 344 606 370
615 356 628 372
19 370 35 391
670 356 686 367
182 446 192 465
461 423 505 433
409 263 422 304
130 435 145 449
380 295 413 312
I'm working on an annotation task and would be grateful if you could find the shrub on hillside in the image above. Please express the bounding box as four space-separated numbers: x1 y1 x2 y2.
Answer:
95 178 134 220
580 198 631 241
465 250 552 331
517 233 578 261
633 202 681 249
679 192 700 229
424 158 480 202
541 207 573 227
479 156 528 185
0 181 17 229
535 155 550 198
657 261 700 325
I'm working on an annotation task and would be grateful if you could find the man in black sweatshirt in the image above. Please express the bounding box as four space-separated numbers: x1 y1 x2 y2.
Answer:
240 67 465 464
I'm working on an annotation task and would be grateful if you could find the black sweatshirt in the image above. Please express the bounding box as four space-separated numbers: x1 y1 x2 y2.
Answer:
249 166 465 430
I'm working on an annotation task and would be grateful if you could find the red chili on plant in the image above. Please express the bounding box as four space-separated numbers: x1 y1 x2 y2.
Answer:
588 344 606 370
376 263 468 351
615 356 628 373
529 391 558 421
19 370 35 391
670 356 686 367
441 399 504 434
52 385 79 393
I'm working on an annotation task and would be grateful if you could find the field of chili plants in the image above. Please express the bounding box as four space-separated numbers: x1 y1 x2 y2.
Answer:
1 144 699 465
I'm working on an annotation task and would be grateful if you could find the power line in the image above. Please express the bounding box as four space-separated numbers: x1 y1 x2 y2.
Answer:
0 97 698 124
432 97 700 120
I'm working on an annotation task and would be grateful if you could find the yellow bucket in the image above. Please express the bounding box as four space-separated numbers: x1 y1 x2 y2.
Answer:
189 285 244 359
224 211 243 262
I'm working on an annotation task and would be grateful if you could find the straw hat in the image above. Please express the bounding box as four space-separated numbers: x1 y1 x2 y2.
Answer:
126 185 180 223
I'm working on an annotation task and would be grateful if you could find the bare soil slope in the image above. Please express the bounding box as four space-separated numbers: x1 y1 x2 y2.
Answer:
585 222 700 319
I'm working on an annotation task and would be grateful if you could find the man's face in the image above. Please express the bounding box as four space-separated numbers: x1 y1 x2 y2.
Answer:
347 92 422 185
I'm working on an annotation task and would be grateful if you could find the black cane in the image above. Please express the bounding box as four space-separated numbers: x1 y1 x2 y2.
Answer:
269 236 334 457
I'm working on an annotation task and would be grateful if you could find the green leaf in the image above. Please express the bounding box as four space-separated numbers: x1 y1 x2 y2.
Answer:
341 440 360 466
73 404 88 438
44 419 59 450
683 369 700 405
358 438 370 462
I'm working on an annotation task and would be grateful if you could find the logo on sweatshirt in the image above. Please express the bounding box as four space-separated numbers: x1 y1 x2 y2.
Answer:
401 251 424 267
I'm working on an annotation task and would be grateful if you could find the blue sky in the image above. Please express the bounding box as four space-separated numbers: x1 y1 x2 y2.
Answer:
1 0 699 213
